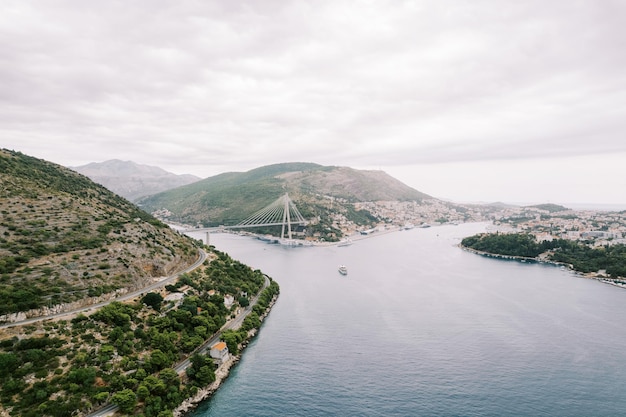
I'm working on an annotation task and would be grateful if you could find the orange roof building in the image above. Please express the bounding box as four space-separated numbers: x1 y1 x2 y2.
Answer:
209 341 229 363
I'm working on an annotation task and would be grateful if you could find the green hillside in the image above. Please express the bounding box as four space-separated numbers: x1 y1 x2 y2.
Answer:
0 149 199 316
525 203 570 212
137 163 431 233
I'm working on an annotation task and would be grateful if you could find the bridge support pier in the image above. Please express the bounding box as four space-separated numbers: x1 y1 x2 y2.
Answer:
281 193 293 240
206 231 210 246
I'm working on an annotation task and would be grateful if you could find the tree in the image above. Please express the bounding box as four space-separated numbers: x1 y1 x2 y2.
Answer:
142 292 164 311
93 391 110 404
186 353 215 386
241 312 260 332
143 375 167 396
67 366 97 386
111 388 137 414
0 353 19 378
159 368 179 386
135 368 147 381
221 330 243 355
148 349 170 372
92 302 133 327
195 365 216 385
136 384 150 400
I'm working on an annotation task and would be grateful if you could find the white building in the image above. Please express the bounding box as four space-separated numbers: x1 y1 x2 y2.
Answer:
209 341 229 364
223 294 235 308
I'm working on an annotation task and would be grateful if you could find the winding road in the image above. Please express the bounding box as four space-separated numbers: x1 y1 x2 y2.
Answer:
0 249 208 329
87 276 271 417
3 245 272 416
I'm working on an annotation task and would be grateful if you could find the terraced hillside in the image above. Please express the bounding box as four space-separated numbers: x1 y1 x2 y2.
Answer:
0 149 199 316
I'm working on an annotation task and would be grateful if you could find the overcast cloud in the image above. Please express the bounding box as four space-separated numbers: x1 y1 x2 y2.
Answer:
1 0 625 206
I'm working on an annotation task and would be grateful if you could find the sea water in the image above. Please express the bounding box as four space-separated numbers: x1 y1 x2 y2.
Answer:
188 223 626 416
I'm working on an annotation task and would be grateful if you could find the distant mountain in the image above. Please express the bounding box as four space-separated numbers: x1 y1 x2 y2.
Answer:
486 202 519 209
72 159 201 201
0 149 199 316
138 162 431 231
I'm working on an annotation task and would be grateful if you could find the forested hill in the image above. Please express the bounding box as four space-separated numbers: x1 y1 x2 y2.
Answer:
0 149 199 315
461 233 626 279
137 162 431 228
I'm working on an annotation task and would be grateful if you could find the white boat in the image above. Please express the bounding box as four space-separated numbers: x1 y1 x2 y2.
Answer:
338 265 348 275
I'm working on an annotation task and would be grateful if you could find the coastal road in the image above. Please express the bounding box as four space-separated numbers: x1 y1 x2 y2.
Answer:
0 249 208 329
87 275 271 417
174 274 270 373
88 403 117 417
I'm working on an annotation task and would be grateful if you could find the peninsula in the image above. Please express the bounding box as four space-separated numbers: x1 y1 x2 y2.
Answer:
461 232 626 286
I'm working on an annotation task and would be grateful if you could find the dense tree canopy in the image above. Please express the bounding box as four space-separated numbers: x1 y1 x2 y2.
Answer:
462 233 626 278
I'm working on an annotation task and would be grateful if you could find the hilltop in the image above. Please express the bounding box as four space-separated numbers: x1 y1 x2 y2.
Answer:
525 203 570 213
72 159 201 201
0 149 199 317
137 163 431 239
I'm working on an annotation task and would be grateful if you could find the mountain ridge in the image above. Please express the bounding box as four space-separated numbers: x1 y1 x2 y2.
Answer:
72 159 201 201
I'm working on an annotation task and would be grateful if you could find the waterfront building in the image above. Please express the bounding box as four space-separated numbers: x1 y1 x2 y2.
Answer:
210 341 230 364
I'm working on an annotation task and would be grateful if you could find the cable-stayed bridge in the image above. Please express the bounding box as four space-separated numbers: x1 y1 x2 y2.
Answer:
234 193 306 239
181 193 307 241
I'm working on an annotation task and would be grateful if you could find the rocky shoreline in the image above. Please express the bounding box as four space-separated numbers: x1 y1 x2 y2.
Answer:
460 245 626 289
173 353 241 416
172 294 279 417
460 245 545 263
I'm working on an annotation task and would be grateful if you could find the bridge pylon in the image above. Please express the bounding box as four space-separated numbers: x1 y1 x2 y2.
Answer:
234 193 306 239
181 193 307 241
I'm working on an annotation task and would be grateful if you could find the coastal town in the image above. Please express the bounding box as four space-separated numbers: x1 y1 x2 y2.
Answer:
327 199 626 247
488 205 626 246
163 196 626 248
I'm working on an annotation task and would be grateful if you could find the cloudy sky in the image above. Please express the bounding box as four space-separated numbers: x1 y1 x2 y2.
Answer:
2 0 625 206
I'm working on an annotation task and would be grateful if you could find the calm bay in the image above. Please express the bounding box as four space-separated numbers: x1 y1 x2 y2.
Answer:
187 223 626 416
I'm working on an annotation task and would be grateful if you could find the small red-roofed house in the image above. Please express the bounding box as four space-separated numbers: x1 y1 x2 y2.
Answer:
210 341 229 364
